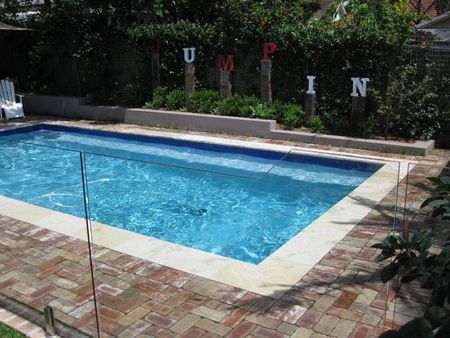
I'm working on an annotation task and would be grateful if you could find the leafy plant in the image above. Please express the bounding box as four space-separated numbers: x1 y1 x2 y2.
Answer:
371 64 442 140
374 175 450 337
250 103 276 120
188 90 219 113
166 89 185 110
308 115 325 133
117 83 152 107
422 177 450 220
239 96 260 118
281 103 304 130
213 94 243 116
145 86 169 109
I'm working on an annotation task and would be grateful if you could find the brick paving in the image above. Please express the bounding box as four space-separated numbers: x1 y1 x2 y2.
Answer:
0 308 56 338
0 118 449 337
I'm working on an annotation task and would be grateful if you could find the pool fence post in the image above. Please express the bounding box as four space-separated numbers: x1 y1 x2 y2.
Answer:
44 306 56 336
150 41 160 90
304 75 316 122
183 47 196 108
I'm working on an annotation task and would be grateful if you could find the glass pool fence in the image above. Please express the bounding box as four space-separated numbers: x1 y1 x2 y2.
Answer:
0 138 420 337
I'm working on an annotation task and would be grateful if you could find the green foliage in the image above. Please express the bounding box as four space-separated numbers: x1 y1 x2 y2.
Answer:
145 86 169 109
329 116 352 136
281 103 304 130
166 89 185 110
0 323 25 338
239 96 260 118
126 0 421 137
5 0 446 140
307 115 325 133
373 175 450 337
421 177 450 220
28 0 116 95
188 90 219 113
213 95 244 116
250 103 276 120
269 100 289 121
371 64 443 140
117 83 151 107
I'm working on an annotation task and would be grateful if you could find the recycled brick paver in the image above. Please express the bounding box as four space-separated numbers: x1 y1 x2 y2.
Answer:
0 308 57 338
1 118 449 337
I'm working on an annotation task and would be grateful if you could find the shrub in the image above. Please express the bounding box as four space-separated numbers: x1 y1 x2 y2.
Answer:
374 176 450 337
270 100 289 121
281 104 304 130
329 116 351 136
250 103 277 120
166 89 185 110
188 90 219 113
307 115 325 133
117 83 152 107
371 63 447 140
239 96 260 117
145 86 169 109
213 95 243 116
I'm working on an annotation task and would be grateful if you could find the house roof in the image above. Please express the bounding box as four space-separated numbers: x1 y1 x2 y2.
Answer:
420 29 450 41
417 11 450 29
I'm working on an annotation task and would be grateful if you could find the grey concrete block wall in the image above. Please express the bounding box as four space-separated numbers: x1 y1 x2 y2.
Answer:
23 95 434 155
125 109 275 137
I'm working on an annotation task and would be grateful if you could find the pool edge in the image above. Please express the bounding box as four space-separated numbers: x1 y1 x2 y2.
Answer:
0 127 412 298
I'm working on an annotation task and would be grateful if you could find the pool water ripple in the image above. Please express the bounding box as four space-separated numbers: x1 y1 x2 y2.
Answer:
0 129 379 263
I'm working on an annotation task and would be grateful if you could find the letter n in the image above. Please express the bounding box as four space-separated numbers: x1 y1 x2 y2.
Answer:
351 77 370 97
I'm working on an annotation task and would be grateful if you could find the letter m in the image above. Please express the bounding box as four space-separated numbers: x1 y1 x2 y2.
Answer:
218 54 235 72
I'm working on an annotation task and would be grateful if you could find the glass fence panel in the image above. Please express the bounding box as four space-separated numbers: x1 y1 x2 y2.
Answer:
83 144 403 337
388 162 450 332
0 139 98 337
83 151 265 337
0 126 408 338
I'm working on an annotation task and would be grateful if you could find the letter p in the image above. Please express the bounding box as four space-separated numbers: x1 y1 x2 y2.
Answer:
262 42 277 59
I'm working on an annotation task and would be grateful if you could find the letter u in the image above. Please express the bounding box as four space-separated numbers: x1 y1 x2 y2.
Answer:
183 47 196 63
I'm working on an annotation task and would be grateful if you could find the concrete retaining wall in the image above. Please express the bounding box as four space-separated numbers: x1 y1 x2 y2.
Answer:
23 95 435 155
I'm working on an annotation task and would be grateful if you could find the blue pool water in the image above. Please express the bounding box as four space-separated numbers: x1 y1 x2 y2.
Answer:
0 125 380 264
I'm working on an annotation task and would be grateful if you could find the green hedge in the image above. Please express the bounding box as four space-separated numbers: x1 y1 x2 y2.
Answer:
7 0 448 140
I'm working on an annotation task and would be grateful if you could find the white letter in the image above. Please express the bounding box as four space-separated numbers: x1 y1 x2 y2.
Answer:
351 77 370 97
306 75 316 95
183 47 196 63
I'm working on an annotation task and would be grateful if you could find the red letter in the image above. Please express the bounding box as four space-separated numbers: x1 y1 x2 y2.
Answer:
262 42 277 59
150 40 160 53
218 54 235 72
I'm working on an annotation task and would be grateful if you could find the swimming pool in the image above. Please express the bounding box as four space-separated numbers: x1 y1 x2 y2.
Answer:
0 124 381 264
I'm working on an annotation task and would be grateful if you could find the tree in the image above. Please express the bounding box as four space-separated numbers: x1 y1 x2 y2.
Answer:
409 0 450 23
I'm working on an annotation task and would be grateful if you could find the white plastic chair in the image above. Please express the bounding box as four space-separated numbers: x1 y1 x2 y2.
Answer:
0 79 25 119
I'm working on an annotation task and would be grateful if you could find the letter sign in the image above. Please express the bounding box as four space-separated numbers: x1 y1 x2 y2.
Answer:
183 47 196 63
306 76 316 95
262 42 277 59
351 77 370 97
150 40 160 53
218 54 235 72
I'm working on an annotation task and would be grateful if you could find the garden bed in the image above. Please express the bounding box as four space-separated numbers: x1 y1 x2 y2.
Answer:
23 95 435 155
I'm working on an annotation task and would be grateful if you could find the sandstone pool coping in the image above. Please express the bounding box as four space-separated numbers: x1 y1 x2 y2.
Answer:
0 123 412 297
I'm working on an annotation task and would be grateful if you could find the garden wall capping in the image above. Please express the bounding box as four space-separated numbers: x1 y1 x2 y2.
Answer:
23 95 435 155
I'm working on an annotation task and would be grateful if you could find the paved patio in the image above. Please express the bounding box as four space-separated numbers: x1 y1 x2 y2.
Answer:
0 118 449 337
